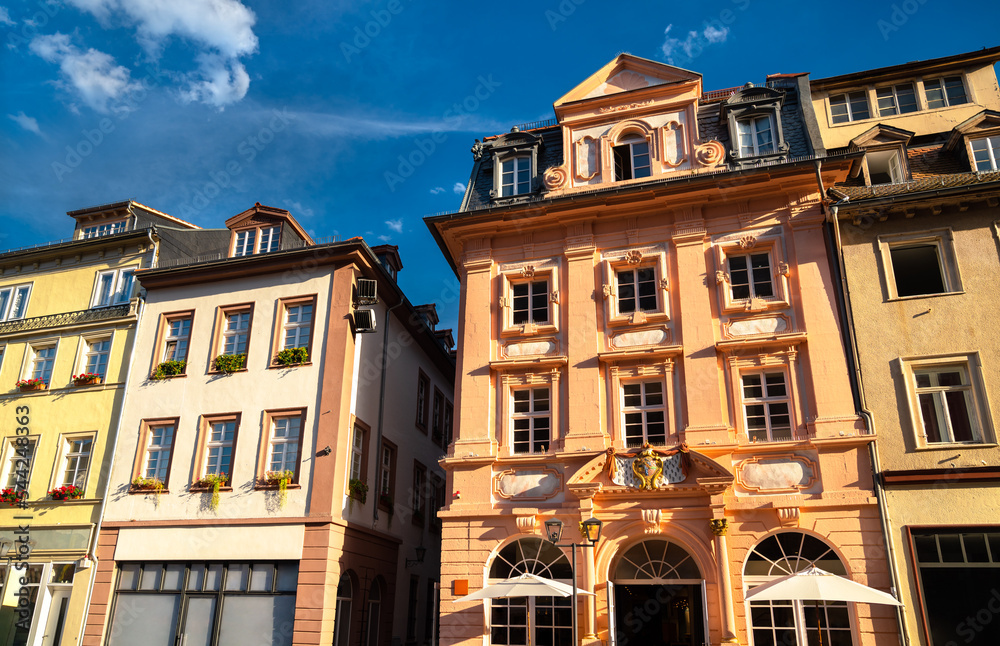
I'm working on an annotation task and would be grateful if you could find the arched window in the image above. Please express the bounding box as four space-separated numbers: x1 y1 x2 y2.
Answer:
488 538 572 646
333 572 353 646
614 538 701 582
612 135 651 181
744 532 854 646
366 578 382 646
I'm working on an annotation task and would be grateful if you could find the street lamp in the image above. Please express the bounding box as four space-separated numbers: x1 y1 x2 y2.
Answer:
544 517 603 646
406 545 427 568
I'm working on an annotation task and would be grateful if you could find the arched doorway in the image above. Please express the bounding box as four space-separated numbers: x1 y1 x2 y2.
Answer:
488 537 573 646
333 572 354 646
743 532 854 646
611 539 706 646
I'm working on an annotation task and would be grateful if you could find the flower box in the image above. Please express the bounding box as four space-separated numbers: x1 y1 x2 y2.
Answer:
16 379 46 392
72 373 102 386
49 485 84 501
213 353 246 374
275 347 309 367
1 488 27 507
151 360 186 379
131 476 165 493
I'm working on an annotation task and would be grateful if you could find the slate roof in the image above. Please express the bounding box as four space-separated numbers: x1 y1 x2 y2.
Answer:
459 78 814 213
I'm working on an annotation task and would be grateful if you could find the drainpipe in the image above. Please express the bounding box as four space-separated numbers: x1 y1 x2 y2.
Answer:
372 296 405 526
825 196 910 646
75 228 155 642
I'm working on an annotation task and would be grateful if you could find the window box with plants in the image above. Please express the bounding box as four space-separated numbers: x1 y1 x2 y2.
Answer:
49 485 84 501
348 478 368 510
212 353 246 374
15 378 46 392
151 360 186 380
1 488 27 508
72 372 102 386
131 476 166 494
258 470 296 507
274 347 309 367
192 473 230 510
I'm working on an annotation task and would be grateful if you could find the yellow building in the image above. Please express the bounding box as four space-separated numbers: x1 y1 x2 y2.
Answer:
0 201 202 646
811 46 1000 646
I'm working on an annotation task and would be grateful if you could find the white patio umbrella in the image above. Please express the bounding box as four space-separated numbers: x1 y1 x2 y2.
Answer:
452 572 595 602
745 567 901 646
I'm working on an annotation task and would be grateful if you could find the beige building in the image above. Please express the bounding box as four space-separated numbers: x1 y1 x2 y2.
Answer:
812 46 1000 646
80 204 454 646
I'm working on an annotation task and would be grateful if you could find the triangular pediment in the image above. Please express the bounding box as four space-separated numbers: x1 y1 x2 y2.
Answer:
946 109 1000 151
850 123 914 148
554 54 701 108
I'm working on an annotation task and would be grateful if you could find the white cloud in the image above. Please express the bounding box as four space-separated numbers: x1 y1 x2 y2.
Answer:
283 199 314 218
7 112 42 136
0 7 14 26
63 0 258 109
290 110 506 140
661 23 729 65
377 234 392 243
453 182 466 194
430 186 445 195
29 33 143 114
385 219 403 233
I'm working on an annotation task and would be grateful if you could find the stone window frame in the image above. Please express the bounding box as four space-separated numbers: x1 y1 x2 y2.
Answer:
722 86 789 166
712 232 792 315
488 130 543 202
498 369 562 458
269 294 316 368
897 353 995 449
601 120 658 184
726 348 804 445
131 417 179 492
255 408 307 487
209 302 255 373
877 228 963 301
607 361 675 451
498 260 560 339
192 412 241 490
600 246 671 328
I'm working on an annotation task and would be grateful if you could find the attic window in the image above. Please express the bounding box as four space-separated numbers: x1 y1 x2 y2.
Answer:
737 116 775 157
82 221 127 239
971 136 1000 172
233 225 281 257
830 92 870 124
501 157 531 196
876 83 918 116
867 149 905 185
924 77 968 109
613 136 651 181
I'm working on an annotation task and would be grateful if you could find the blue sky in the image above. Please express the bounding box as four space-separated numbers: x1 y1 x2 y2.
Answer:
2 0 998 332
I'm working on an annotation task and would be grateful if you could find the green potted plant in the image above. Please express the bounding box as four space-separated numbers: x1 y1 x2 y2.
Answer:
275 347 309 366
348 478 368 509
48 485 84 501
260 470 295 508
151 360 186 379
15 378 46 392
213 353 246 374
193 473 229 510
72 372 102 386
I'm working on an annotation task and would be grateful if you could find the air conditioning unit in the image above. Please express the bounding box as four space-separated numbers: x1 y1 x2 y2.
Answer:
354 308 377 333
356 278 378 305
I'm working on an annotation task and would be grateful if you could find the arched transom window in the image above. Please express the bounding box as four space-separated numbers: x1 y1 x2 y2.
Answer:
744 532 854 646
489 537 572 581
614 539 702 583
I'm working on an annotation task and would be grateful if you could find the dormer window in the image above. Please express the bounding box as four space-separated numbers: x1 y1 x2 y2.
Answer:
924 77 968 109
613 136 651 181
830 91 870 124
82 220 127 239
737 116 775 157
233 225 281 257
867 149 905 184
971 136 1000 171
501 157 531 196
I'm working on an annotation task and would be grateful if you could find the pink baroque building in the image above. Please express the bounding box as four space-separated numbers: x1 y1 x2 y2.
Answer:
426 55 900 646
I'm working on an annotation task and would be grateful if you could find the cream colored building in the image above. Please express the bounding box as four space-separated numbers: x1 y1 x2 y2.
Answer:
812 46 1000 646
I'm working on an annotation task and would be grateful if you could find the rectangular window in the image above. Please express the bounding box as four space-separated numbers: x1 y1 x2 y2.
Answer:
109 562 298 646
202 418 238 480
258 225 281 253
233 229 257 257
742 372 792 442
728 252 774 300
412 461 426 524
143 423 174 482
91 268 136 308
406 575 419 642
82 221 127 238
830 91 870 123
30 345 57 385
867 149 906 185
737 115 775 156
222 311 250 355
617 267 657 314
888 244 946 297
162 315 192 363
613 138 651 181
971 136 1000 172
431 388 444 445
501 157 531 196
83 337 111 379
416 371 430 430
913 366 980 443
378 441 396 509
350 424 365 482
512 387 551 454
512 280 549 325
443 401 454 447
622 381 666 448
876 83 918 116
430 475 444 534
61 436 93 488
0 284 31 321
268 414 302 477
924 76 968 109
282 302 312 350
3 437 36 489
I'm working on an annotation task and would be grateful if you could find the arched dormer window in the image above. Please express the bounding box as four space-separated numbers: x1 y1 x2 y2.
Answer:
488 129 543 201
722 86 789 167
613 134 651 181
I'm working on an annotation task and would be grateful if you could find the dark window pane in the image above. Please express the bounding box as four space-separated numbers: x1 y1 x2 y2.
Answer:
890 245 945 296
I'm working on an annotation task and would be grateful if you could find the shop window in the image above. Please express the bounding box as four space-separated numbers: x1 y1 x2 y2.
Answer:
489 538 573 646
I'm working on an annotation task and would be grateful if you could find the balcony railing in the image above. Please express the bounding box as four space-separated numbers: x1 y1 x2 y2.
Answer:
0 303 134 335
